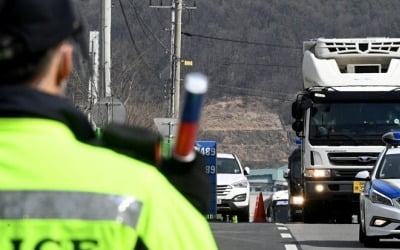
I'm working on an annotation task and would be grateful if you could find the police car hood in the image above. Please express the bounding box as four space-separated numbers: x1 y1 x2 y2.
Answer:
373 179 400 199
217 174 247 185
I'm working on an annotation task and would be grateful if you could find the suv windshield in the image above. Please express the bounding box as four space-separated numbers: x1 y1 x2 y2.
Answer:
377 154 400 179
217 158 242 174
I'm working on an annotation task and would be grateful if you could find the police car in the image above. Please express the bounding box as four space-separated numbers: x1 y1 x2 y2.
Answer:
266 190 289 223
356 131 400 246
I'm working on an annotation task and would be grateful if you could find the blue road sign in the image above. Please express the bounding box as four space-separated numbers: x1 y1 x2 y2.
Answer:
195 141 217 215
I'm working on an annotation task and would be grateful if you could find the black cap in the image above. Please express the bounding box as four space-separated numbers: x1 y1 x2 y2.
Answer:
0 0 87 60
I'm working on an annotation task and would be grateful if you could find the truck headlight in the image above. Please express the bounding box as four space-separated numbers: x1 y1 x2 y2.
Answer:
232 180 248 188
290 196 304 205
305 169 331 178
371 190 393 206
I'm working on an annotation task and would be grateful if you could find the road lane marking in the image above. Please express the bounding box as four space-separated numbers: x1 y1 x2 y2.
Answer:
285 244 298 250
278 226 288 230
275 223 284 226
280 233 292 238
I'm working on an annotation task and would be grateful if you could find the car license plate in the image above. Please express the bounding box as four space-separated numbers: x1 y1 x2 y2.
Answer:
276 200 288 206
353 181 365 193
217 199 222 204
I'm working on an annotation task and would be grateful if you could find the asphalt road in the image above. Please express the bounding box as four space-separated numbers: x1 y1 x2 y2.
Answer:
210 222 400 250
210 222 298 250
211 193 400 249
287 223 400 250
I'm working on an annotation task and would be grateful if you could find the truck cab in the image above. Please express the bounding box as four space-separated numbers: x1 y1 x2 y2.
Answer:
291 37 400 223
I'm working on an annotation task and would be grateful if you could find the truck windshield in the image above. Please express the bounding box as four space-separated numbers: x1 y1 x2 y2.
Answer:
217 158 242 174
309 102 400 146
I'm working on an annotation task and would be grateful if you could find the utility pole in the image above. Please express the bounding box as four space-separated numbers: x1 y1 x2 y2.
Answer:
172 0 182 119
149 0 196 118
88 31 100 127
100 0 112 126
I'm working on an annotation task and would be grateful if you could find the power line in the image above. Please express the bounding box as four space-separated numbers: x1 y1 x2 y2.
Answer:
152 4 167 27
208 83 297 103
130 1 151 39
182 31 302 50
118 0 141 55
223 62 299 68
130 1 168 50
117 0 168 79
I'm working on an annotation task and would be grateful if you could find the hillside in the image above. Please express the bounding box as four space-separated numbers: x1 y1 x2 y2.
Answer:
68 0 400 169
198 96 294 168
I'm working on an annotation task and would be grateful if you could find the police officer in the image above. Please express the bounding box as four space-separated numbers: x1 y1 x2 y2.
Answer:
0 0 217 249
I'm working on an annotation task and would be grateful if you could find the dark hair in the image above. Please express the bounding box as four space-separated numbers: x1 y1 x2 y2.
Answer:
0 37 55 84
0 0 87 84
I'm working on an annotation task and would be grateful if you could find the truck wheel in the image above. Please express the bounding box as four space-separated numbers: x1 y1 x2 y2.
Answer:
289 206 302 222
290 210 302 222
303 204 316 223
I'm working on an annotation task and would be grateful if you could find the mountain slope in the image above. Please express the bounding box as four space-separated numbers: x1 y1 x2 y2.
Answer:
199 96 293 168
71 0 400 168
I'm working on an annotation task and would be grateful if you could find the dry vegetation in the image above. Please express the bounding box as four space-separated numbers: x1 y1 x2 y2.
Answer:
68 0 400 169
198 96 293 168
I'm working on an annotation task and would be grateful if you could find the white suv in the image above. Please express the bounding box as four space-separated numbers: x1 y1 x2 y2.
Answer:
216 153 250 222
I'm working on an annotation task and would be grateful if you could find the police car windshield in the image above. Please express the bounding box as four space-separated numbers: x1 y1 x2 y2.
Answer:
309 102 400 146
377 154 400 179
217 158 241 174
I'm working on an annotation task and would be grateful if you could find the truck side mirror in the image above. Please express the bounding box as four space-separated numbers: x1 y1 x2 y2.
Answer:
292 96 313 119
283 169 290 179
244 166 250 175
292 101 303 119
292 120 304 132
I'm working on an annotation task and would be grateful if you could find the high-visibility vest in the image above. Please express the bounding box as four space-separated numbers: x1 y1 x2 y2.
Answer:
0 118 217 250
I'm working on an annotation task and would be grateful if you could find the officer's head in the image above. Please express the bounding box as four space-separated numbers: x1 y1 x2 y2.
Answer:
0 0 86 95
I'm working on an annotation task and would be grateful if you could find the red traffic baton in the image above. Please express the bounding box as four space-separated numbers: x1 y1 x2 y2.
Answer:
173 72 208 162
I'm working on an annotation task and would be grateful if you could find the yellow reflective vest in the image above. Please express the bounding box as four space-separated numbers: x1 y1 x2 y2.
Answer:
0 118 217 250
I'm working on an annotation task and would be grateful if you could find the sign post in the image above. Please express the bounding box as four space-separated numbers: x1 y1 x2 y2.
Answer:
196 141 217 218
154 117 178 159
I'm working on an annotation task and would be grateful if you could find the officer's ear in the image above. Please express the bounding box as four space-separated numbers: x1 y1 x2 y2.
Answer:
56 42 74 86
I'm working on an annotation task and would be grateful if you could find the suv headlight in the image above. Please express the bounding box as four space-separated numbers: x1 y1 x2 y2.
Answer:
233 194 247 202
232 179 248 188
305 169 330 178
371 190 393 206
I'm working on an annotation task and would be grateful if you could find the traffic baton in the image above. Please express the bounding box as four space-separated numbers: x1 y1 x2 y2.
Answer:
173 72 208 162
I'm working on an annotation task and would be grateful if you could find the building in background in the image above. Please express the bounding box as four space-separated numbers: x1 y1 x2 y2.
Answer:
247 166 288 195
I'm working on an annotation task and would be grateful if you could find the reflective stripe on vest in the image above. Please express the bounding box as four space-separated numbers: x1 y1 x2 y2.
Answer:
0 191 142 229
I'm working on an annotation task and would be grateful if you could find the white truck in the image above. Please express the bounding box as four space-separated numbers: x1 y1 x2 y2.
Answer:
291 37 400 223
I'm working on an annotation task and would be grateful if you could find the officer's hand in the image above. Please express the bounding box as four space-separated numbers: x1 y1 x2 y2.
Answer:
160 151 211 214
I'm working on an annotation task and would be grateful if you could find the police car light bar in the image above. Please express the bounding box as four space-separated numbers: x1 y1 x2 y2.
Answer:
382 131 400 146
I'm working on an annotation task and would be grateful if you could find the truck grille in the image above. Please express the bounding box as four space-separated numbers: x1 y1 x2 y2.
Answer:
323 41 400 54
217 185 232 196
325 42 357 53
331 169 364 180
328 152 379 166
316 39 400 57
